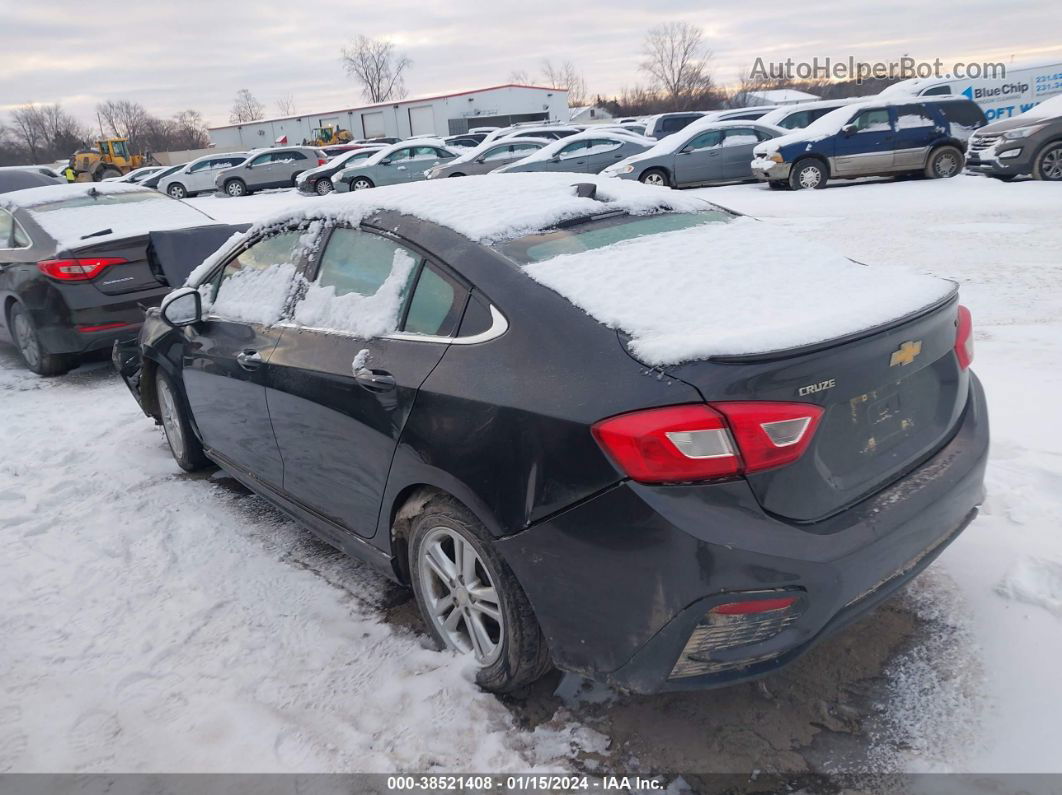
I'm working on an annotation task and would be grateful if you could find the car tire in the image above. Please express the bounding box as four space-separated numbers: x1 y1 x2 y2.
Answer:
314 178 334 195
925 146 964 179
639 168 670 188
224 179 247 197
408 495 552 693
167 183 188 199
155 369 209 471
351 177 374 191
98 167 122 181
789 159 827 190
8 303 75 376
767 180 787 190
1032 141 1062 181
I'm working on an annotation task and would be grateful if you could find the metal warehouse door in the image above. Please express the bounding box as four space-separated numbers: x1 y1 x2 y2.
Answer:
362 111 385 138
408 106 435 136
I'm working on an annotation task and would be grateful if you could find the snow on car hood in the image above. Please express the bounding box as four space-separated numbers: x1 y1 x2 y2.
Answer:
522 215 955 365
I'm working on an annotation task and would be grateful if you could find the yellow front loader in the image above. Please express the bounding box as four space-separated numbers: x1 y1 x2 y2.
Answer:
70 138 149 182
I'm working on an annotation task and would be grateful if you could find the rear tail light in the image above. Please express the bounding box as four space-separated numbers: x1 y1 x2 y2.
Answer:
710 596 798 615
37 257 128 281
592 401 823 484
955 304 974 370
317 158 328 166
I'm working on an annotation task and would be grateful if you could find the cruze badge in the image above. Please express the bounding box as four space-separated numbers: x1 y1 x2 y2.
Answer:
890 340 922 367
798 378 835 397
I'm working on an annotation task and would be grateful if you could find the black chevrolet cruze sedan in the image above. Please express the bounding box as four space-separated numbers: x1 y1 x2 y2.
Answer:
115 174 988 694
0 183 217 375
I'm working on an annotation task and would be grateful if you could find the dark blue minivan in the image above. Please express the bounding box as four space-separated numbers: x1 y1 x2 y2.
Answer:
751 97 986 189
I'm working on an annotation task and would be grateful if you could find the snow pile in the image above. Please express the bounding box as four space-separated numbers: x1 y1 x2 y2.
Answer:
522 215 954 364
209 262 298 326
293 249 416 336
996 557 1062 617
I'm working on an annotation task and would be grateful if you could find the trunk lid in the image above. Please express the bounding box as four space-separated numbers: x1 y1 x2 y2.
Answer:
661 295 968 522
64 234 165 296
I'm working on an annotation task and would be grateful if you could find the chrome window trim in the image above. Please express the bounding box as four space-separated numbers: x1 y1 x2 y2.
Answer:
273 303 508 346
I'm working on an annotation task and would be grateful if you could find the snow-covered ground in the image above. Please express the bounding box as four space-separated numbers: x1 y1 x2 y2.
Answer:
1 175 1059 775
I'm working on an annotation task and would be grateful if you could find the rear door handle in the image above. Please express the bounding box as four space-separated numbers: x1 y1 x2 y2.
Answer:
236 349 263 370
355 368 396 392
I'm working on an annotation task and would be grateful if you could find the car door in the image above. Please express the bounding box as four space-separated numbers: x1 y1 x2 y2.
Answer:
672 129 724 185
376 147 413 185
409 146 453 181
719 127 767 180
266 225 467 538
183 159 213 193
832 107 895 176
583 139 630 173
195 156 245 192
546 140 591 172
180 229 309 487
892 104 942 170
243 151 277 189
273 150 309 186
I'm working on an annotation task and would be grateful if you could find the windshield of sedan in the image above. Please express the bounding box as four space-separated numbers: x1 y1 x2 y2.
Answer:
497 210 732 264
26 190 170 214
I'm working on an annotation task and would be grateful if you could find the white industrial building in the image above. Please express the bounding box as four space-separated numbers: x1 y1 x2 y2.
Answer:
207 84 570 149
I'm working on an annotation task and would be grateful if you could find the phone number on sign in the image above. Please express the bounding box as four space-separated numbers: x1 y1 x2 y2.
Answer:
387 776 593 791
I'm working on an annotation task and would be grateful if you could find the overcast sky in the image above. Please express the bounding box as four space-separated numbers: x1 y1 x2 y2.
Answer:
2 0 1059 128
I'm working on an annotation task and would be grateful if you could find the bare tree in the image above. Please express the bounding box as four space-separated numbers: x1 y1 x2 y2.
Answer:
540 59 588 107
341 35 412 103
9 103 86 163
639 22 715 109
275 93 297 117
96 99 151 149
229 89 265 124
508 69 531 84
171 110 210 149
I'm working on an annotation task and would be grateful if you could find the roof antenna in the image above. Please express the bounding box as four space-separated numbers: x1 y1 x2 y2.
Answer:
572 183 597 199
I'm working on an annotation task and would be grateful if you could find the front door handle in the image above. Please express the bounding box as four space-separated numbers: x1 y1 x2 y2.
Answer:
355 367 396 392
236 349 263 370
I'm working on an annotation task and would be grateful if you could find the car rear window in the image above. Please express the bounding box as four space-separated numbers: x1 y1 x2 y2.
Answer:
26 190 168 214
498 211 731 264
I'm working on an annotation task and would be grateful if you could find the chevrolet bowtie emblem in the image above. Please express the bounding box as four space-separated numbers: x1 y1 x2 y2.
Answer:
890 340 922 367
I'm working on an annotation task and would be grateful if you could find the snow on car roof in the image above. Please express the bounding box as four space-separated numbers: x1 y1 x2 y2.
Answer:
501 130 651 167
365 139 454 166
521 214 955 364
3 183 213 251
448 137 553 166
639 118 785 158
1023 94 1062 119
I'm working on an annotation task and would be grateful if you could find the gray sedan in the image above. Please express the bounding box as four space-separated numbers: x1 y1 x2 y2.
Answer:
333 141 458 191
602 121 784 187
492 132 653 175
426 138 550 179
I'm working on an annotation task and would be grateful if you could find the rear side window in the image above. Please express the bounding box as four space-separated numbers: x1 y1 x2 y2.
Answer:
935 101 986 129
780 110 812 129
660 115 698 134
403 266 463 337
292 228 419 337
922 85 952 95
895 104 936 129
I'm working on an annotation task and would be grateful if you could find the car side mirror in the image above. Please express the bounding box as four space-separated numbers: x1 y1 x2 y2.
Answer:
550 156 561 163
842 124 857 136
380 159 392 166
182 166 192 174
160 287 202 327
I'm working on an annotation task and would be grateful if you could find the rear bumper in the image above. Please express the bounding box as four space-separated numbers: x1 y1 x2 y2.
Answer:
498 374 988 693
29 285 168 355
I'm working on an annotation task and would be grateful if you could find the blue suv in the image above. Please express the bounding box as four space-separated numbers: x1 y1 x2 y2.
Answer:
751 97 986 189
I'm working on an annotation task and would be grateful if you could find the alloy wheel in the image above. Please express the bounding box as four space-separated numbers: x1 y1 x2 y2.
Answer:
157 377 185 458
1041 147 1062 180
417 526 504 665
12 311 40 369
315 178 333 195
642 171 666 186
353 178 373 190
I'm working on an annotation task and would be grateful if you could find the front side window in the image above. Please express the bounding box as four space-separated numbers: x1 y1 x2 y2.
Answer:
207 230 306 325
188 160 211 173
384 148 412 163
922 85 952 96
112 141 130 158
557 141 588 159
249 153 273 167
482 145 514 162
291 228 419 338
851 109 892 133
685 130 722 151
